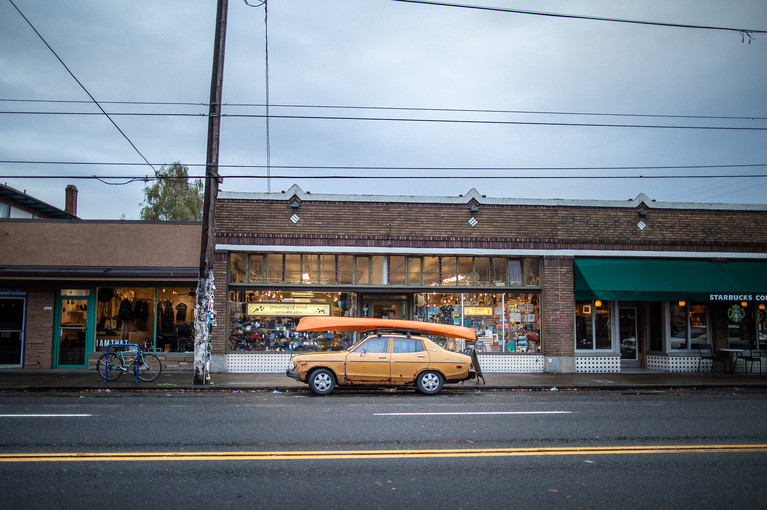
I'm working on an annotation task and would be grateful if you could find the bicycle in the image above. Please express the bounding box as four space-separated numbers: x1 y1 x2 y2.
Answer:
96 343 163 382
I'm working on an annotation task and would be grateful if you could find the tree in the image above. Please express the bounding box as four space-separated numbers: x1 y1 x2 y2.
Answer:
140 163 204 221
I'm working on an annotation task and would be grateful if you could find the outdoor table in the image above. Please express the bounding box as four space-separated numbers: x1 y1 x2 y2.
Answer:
720 348 744 373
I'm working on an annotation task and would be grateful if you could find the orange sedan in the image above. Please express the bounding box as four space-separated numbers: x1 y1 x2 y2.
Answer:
286 317 477 395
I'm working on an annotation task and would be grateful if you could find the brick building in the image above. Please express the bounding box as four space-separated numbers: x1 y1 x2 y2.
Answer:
211 185 767 374
0 183 202 370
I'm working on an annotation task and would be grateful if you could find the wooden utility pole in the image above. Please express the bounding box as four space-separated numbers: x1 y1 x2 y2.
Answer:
194 0 229 385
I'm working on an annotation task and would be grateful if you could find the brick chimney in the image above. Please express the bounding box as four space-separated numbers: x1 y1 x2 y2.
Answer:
65 185 78 216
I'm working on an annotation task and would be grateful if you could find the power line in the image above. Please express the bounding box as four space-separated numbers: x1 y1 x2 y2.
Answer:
2 161 766 171
7 0 156 172
391 0 767 39
3 174 767 182
4 98 766 122
3 110 766 131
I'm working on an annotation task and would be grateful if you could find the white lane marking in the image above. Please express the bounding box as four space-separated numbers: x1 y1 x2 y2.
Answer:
374 411 572 416
0 414 92 418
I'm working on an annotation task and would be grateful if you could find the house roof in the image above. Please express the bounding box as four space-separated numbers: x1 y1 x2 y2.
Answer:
0 183 77 220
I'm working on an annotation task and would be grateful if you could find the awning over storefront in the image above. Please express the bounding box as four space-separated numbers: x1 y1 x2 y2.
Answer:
574 258 767 302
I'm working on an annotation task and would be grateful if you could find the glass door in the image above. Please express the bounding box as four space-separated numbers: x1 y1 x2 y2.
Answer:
55 289 93 368
619 307 638 361
0 297 25 366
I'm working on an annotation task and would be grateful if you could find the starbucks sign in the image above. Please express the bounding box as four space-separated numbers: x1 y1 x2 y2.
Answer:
728 304 746 323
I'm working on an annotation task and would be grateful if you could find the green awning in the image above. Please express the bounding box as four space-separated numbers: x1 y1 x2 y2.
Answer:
574 258 767 302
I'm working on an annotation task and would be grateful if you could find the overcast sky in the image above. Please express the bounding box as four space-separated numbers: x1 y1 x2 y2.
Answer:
1 0 766 219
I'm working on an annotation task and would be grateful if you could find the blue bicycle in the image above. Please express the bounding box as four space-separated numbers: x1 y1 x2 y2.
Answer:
96 344 162 382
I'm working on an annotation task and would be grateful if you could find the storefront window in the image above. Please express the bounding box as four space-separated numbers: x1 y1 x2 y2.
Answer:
524 258 541 286
319 255 335 284
249 255 264 283
228 252 542 289
758 304 767 350
493 258 508 286
284 254 301 284
509 260 522 285
228 290 354 352
94 287 194 353
457 257 473 286
95 287 155 352
230 253 246 283
407 257 422 286
576 300 611 350
475 258 491 286
371 256 385 285
266 254 282 283
415 292 540 353
338 255 353 284
670 302 707 350
424 257 440 286
390 256 406 285
727 302 754 347
156 289 195 352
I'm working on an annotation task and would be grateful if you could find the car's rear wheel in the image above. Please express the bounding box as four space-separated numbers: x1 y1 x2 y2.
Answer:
308 368 336 395
416 370 444 395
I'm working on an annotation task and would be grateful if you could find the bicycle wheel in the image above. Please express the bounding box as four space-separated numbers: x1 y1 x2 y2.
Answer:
96 352 124 381
137 353 162 382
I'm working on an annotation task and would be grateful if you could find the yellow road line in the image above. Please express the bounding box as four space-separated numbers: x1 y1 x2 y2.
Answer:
1 444 766 462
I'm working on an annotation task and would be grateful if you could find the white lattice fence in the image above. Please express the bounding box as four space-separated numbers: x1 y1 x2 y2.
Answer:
476 354 544 373
647 355 700 373
576 356 621 373
227 353 293 373
226 353 545 373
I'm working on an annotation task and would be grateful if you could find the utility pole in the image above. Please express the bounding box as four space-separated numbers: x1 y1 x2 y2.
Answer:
194 0 229 385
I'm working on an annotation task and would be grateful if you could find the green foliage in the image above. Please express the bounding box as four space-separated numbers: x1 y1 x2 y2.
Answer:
140 163 203 221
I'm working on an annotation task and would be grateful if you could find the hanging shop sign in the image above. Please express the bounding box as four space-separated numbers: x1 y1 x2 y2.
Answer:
247 302 331 317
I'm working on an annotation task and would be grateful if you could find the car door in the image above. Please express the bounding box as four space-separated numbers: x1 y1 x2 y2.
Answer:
390 337 429 384
344 336 390 384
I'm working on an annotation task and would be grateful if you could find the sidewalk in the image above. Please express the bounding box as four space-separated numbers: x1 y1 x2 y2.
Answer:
1 369 766 392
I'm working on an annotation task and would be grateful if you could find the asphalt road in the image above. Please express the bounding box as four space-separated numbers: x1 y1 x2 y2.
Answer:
1 389 766 509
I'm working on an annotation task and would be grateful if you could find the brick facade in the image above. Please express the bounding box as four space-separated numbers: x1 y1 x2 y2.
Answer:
541 257 575 359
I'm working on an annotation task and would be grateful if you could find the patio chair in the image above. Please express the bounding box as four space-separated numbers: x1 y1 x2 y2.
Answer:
738 349 763 374
698 344 726 374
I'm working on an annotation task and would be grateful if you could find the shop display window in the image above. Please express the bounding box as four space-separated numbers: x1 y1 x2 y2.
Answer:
509 260 522 285
413 292 541 353
95 287 194 353
356 256 370 284
95 287 155 352
229 290 355 352
575 300 612 350
156 288 196 352
670 302 707 350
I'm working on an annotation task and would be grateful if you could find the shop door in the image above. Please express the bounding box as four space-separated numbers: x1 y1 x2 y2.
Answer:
370 300 403 319
55 290 94 368
619 307 638 362
0 297 25 366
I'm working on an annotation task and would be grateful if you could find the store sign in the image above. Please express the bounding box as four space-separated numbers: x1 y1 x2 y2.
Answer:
464 306 493 316
710 293 767 301
247 302 331 317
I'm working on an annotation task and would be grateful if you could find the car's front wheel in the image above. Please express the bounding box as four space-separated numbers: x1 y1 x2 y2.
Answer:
416 370 444 395
308 368 336 395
